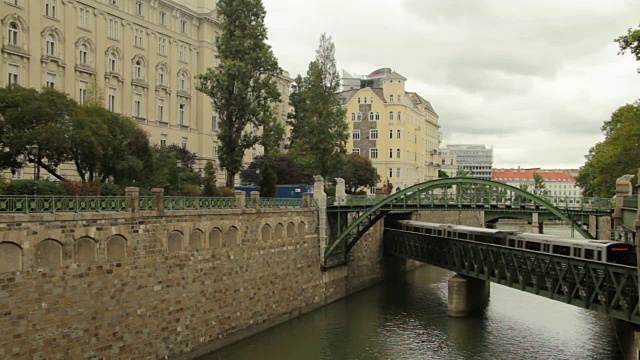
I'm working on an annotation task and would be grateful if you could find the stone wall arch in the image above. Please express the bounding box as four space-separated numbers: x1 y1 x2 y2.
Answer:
298 222 306 239
209 227 222 248
274 223 284 240
261 224 272 241
75 236 97 263
35 239 63 268
106 235 127 261
0 242 22 273
224 226 238 246
287 222 295 239
167 231 183 253
189 229 204 250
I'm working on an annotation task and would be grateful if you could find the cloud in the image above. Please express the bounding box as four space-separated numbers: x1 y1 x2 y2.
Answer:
262 0 640 168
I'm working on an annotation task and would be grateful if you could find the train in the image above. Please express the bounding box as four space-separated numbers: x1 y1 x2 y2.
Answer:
390 220 636 266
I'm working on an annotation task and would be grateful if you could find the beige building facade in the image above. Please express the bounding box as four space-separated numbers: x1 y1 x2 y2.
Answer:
339 68 440 193
1 0 291 180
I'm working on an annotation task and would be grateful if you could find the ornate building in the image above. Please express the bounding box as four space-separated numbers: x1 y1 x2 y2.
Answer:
0 0 291 179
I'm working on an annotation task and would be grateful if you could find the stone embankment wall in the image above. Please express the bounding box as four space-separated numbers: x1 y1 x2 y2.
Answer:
0 205 389 359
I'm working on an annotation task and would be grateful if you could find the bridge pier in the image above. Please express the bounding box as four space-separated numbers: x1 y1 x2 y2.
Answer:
531 213 543 234
447 274 490 317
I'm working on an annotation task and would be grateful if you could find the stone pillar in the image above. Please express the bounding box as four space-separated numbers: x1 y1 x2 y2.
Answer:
314 176 328 264
250 191 260 209
334 177 347 205
125 187 139 214
614 174 634 229
235 191 246 210
303 193 311 208
589 215 598 239
531 213 540 234
150 188 164 216
447 274 490 317
598 216 612 240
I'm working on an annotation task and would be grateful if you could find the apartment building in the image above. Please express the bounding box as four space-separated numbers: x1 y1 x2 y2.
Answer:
442 144 493 180
492 168 583 198
339 68 440 193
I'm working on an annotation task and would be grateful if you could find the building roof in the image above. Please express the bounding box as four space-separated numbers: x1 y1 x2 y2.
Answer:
492 168 576 182
383 72 407 81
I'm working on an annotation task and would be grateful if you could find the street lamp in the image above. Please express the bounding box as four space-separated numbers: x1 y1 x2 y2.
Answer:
28 145 38 196
176 160 181 195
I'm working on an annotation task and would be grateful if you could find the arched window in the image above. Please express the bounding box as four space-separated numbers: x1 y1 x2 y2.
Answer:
8 23 18 46
109 53 117 72
79 44 88 64
158 66 166 85
134 60 142 79
179 73 186 91
46 34 56 56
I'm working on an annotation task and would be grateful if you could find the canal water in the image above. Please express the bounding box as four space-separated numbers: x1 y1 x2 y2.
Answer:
201 224 622 360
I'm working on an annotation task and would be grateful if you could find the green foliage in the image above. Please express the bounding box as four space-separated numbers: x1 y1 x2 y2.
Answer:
1 180 66 196
615 24 640 73
456 168 470 177
288 33 349 179
532 172 548 196
196 0 281 187
577 103 640 197
240 154 308 185
438 170 449 178
258 161 277 197
136 146 201 195
202 161 219 196
100 182 122 196
338 154 380 194
62 181 103 196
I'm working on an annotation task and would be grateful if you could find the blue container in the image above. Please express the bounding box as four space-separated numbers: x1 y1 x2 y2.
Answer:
234 185 313 198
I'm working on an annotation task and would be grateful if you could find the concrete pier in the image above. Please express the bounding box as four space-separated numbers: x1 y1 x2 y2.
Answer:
447 274 490 317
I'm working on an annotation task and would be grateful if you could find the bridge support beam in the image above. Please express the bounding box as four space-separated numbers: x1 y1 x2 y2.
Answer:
447 274 490 317
531 213 543 234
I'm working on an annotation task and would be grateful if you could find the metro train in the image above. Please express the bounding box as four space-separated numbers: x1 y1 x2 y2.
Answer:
390 220 636 266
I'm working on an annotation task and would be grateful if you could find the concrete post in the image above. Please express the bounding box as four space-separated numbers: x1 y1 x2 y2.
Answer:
125 187 139 214
613 174 634 229
150 188 164 216
250 191 260 209
531 213 540 234
303 193 311 208
589 215 598 239
598 216 611 240
235 191 245 210
314 176 328 263
334 178 347 205
447 274 490 317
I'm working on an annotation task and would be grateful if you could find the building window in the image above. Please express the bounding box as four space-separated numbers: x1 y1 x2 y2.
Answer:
79 8 91 29
134 93 142 117
178 103 186 125
369 112 374 121
136 0 143 16
397 149 401 159
134 28 144 48
79 81 87 104
389 129 393 139
389 111 393 121
212 113 218 129
160 134 167 147
179 74 186 91
370 129 378 140
109 0 118 6
374 112 380 121
388 168 393 178
134 60 142 79
389 148 393 159
356 112 362 121
398 95 402 103
352 148 360 155
397 111 402 120
45 73 56 88
79 45 88 64
158 37 167 55
396 168 401 177
158 67 166 85
397 130 401 139
390 95 394 102
357 97 361 104
159 11 166 26
108 18 119 39
8 23 18 46
7 0 19 6
364 97 367 104
351 112 355 121
108 53 117 72
352 130 360 140
181 19 188 34
8 64 19 85
157 98 165 122
370 148 378 159
179 44 189 62
46 34 56 56
181 137 187 149
108 87 116 112
45 0 58 18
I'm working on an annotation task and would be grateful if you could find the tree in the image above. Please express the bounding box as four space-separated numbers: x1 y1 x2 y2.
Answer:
438 170 449 178
240 154 307 185
456 168 470 177
577 103 640 197
202 161 219 196
196 0 281 188
288 33 349 179
338 154 380 194
532 172 548 196
615 24 640 73
258 161 276 197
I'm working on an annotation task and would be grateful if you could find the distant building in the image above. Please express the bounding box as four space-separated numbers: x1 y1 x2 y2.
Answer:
439 145 458 177
442 144 493 180
339 68 441 193
492 168 582 197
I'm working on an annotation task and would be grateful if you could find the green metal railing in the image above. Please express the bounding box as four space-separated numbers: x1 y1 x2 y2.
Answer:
623 196 637 209
0 195 128 213
260 197 305 208
163 196 236 210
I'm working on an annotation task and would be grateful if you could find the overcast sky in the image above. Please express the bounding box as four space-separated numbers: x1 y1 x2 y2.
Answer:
261 0 640 169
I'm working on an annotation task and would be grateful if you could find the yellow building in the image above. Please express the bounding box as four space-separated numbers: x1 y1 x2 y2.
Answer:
339 69 440 193
0 0 290 180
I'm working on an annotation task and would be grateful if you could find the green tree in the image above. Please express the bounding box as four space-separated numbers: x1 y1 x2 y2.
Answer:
258 161 277 197
456 168 470 177
202 161 219 196
196 0 281 188
240 154 307 185
438 170 449 178
616 24 640 73
288 33 349 179
532 172 548 196
577 103 640 197
338 154 380 194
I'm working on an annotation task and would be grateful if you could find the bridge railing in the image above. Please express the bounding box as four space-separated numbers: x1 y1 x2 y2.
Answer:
163 196 237 210
623 196 637 209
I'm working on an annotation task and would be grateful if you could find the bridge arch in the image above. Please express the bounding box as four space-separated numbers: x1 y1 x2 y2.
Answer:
325 178 594 262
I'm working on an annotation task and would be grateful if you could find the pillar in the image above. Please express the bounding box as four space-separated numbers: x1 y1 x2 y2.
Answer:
235 191 245 210
250 191 260 209
334 177 347 205
303 193 311 208
447 274 490 317
314 176 328 264
125 187 139 214
150 188 164 216
531 213 541 234
598 216 612 240
614 174 634 229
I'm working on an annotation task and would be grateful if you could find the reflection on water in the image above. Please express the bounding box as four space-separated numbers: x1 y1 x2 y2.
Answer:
202 225 621 360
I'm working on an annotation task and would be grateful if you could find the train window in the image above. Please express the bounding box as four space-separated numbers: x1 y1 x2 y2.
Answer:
447 231 453 238
584 249 594 260
425 229 432 235
525 241 541 251
476 235 485 243
436 230 442 236
509 239 515 247
542 244 550 252
597 251 602 261
458 233 468 240
552 245 570 256
517 240 523 248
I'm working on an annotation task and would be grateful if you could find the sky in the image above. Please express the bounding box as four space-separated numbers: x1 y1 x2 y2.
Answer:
261 0 640 169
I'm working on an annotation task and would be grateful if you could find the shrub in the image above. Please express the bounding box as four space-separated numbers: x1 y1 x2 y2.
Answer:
62 181 102 196
1 180 67 195
182 184 202 196
219 187 235 197
101 182 123 196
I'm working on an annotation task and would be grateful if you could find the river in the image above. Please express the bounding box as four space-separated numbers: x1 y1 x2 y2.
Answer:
201 224 622 360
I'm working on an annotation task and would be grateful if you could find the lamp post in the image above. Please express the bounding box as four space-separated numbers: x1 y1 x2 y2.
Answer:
28 145 38 196
176 160 181 195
